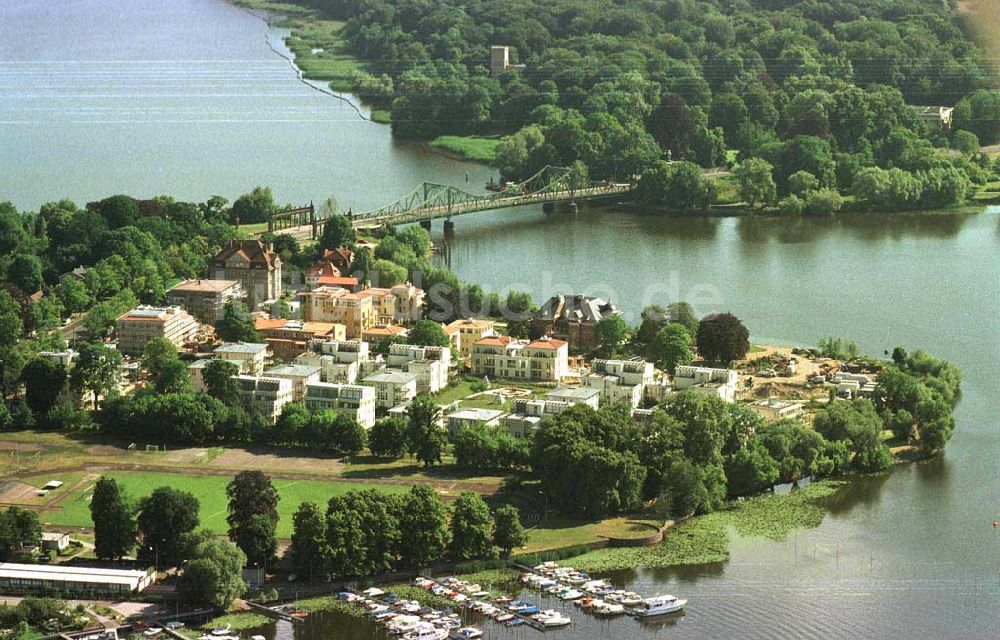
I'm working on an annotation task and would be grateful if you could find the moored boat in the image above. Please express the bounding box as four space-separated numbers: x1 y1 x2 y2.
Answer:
632 594 687 617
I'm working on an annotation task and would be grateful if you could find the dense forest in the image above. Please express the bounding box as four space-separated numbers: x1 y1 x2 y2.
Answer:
292 0 1000 210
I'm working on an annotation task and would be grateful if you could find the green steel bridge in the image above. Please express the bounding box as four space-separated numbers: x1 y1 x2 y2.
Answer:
268 166 633 239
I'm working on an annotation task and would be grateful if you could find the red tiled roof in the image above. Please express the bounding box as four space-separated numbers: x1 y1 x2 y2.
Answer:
527 338 567 350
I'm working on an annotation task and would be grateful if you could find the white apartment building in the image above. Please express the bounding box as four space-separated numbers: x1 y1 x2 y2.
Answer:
749 398 805 421
502 398 572 439
546 386 602 408
581 358 655 408
213 342 269 376
234 374 293 423
470 336 568 382
295 339 371 384
304 381 376 429
386 343 450 393
264 364 322 402
362 371 418 410
445 408 505 436
673 365 738 402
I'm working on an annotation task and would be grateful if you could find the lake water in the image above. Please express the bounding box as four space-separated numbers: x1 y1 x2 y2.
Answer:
0 0 493 212
5 1 1000 638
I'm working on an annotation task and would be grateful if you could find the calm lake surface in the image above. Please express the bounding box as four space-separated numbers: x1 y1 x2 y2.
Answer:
5 1 1000 638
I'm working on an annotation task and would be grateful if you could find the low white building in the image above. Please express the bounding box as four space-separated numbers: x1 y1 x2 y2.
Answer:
214 342 269 376
386 343 450 393
546 386 602 409
673 365 738 402
831 371 877 397
445 408 505 435
304 381 376 429
749 398 805 421
265 363 322 402
581 358 654 408
363 371 418 410
0 563 155 595
502 398 572 439
234 374 293 423
38 349 78 369
295 339 371 384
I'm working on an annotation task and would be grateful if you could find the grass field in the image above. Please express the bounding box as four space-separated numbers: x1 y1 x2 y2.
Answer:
41 470 405 538
429 136 501 163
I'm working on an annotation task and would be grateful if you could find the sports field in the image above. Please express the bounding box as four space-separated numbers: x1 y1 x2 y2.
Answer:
40 470 406 538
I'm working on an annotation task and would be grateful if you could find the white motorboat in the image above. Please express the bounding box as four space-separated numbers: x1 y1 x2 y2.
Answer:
402 624 449 640
633 594 687 617
559 589 584 600
533 610 572 627
450 627 483 639
618 592 643 606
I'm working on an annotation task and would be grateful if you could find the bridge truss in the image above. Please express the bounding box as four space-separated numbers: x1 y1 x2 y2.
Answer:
349 165 579 226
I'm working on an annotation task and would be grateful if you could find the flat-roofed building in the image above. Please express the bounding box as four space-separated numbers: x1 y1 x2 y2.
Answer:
749 398 805 421
502 398 572 439
546 386 602 409
295 339 371 384
116 305 199 355
470 335 568 382
265 363 322 402
0 562 155 595
446 318 497 360
214 342 269 375
363 370 418 410
234 374 293 423
673 365 738 402
166 279 243 323
255 318 346 361
304 381 376 429
581 358 655 408
445 408 505 435
386 343 450 393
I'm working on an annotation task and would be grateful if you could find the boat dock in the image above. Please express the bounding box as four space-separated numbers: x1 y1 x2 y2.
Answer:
245 600 305 623
350 587 549 632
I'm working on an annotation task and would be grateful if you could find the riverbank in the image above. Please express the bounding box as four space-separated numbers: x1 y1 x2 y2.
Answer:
229 0 366 91
537 480 847 573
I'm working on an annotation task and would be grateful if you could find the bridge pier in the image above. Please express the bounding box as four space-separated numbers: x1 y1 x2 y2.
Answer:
542 202 555 213
420 220 432 231
443 219 455 234
568 201 578 213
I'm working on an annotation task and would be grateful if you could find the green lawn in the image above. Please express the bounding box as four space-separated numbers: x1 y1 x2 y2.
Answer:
433 379 480 406
42 470 405 538
429 136 501 163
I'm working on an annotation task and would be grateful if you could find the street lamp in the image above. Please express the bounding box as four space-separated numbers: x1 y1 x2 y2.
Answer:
537 490 548 524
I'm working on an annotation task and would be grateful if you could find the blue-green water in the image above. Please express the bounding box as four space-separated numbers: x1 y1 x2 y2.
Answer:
5 0 1000 637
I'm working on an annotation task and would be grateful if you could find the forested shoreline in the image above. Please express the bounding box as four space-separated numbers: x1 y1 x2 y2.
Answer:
243 0 1000 214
